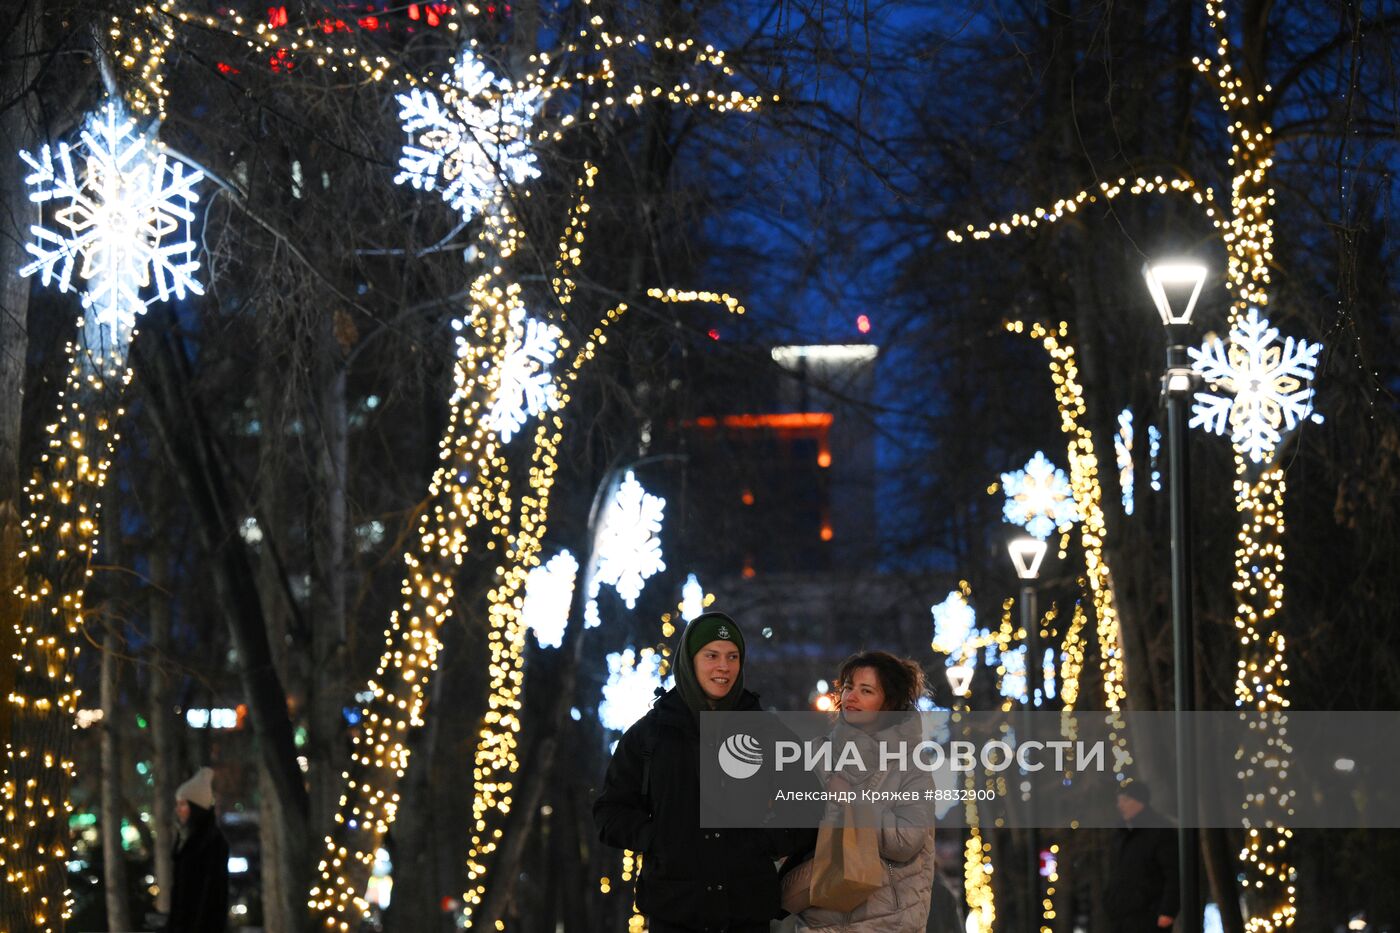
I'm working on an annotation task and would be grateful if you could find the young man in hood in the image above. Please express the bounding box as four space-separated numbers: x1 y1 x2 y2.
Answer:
594 611 815 932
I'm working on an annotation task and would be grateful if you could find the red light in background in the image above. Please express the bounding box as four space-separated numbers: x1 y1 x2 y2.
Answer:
216 61 241 74
407 3 420 19
358 15 380 30
267 5 288 27
707 328 720 341
856 314 871 334
820 525 834 542
741 489 755 506
817 450 832 468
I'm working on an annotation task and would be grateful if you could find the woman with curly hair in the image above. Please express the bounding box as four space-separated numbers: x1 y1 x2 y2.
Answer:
787 650 937 932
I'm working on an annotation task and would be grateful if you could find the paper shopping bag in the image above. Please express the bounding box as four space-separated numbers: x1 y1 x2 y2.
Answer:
809 805 882 912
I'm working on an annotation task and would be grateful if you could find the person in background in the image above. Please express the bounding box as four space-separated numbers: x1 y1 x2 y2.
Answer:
594 611 814 933
1105 781 1179 932
167 766 229 933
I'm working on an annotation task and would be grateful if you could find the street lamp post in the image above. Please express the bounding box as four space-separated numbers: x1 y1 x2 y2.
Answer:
1144 260 1208 933
1008 536 1047 933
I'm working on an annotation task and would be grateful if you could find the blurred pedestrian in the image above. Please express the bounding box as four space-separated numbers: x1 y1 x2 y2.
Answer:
594 611 815 933
790 650 937 932
167 766 229 933
1105 781 1178 932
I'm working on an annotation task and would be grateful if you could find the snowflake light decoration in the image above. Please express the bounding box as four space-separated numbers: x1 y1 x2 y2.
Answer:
521 551 578 649
1001 451 1080 540
997 645 1028 703
463 305 562 442
599 648 664 732
1188 307 1323 464
394 47 542 223
19 98 203 339
1148 426 1162 491
1115 409 1135 516
1041 648 1058 701
930 590 976 655
593 471 666 609
681 573 705 622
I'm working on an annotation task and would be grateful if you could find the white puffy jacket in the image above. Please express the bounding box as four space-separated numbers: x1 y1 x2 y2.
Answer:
796 713 936 933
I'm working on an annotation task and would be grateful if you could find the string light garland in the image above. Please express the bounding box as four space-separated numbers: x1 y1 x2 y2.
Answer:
4 93 205 929
1007 322 1128 717
954 0 1308 921
1116 410 1135 516
91 5 767 930
0 336 130 931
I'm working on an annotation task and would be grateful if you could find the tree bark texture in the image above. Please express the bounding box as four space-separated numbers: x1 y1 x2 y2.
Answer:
147 549 176 915
99 629 131 932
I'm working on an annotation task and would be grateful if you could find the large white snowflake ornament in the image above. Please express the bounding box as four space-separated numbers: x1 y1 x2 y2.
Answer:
466 305 562 442
593 471 666 609
599 648 665 732
19 99 203 338
1001 451 1080 540
394 47 542 223
997 645 1028 703
521 551 579 649
930 590 976 655
1188 307 1323 464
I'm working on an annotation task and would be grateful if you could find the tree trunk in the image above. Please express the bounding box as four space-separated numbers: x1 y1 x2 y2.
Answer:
133 321 311 925
100 629 131 931
0 0 42 754
472 607 591 929
147 549 177 915
309 323 348 840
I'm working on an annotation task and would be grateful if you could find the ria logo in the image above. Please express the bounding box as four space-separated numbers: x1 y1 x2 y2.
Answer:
718 733 763 780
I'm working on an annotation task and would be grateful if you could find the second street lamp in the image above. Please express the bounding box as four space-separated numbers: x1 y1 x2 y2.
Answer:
1008 535 1047 933
1143 258 1208 933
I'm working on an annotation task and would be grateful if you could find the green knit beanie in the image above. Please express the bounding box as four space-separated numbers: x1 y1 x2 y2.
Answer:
684 611 745 663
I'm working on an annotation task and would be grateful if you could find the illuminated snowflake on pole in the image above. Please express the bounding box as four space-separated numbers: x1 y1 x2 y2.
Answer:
521 551 578 649
593 471 666 609
394 47 542 223
465 305 562 442
19 99 203 339
1001 451 1079 540
931 590 976 655
599 648 664 732
1116 409 1135 516
997 645 1028 703
1188 307 1323 464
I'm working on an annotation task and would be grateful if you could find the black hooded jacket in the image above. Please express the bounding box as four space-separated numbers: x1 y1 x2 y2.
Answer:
593 685 815 929
167 803 229 933
1105 806 1179 927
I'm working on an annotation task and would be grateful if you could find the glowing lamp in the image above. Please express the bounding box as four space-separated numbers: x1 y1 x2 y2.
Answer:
946 664 974 698
1008 537 1047 580
1143 261 1207 326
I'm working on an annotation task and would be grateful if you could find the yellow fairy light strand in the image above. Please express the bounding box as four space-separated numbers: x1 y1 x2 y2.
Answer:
944 176 1217 243
1196 2 1294 924
949 1 1299 922
1007 321 1128 716
1 327 132 931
